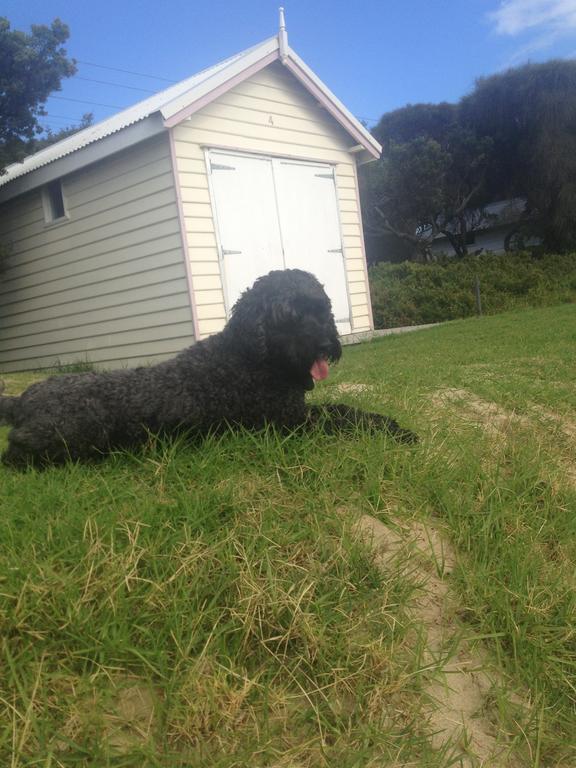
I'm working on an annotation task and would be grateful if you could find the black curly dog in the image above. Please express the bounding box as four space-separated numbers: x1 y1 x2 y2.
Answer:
0 269 416 468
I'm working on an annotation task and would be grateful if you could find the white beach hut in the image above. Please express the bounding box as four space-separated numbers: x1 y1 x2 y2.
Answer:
0 11 381 372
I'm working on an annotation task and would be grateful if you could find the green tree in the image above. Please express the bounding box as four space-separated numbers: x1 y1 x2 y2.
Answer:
0 17 76 172
361 136 447 261
361 104 493 261
461 59 576 252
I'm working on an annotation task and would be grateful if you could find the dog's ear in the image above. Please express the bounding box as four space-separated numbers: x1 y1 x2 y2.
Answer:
225 292 269 361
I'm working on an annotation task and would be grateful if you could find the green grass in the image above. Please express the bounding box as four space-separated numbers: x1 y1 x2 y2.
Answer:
1 303 575 766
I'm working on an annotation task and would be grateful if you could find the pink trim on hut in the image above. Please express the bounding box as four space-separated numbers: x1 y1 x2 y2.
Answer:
281 58 381 160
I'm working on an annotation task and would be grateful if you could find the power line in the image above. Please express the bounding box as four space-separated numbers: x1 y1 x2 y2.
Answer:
40 122 84 132
48 70 162 116
76 58 176 83
41 114 85 122
42 124 83 130
51 95 125 110
75 76 157 94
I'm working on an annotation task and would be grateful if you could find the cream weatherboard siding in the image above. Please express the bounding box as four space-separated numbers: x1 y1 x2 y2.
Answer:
0 135 195 372
171 61 372 339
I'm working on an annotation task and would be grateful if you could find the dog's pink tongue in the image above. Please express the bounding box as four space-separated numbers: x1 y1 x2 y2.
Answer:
310 358 329 382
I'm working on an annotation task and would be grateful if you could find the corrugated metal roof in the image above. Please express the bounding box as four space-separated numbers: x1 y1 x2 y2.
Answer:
0 36 279 188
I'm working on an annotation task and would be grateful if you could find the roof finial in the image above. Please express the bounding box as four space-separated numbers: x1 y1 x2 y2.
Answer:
279 7 288 61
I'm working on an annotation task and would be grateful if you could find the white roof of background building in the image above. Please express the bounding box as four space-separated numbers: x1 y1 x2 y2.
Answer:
0 30 381 194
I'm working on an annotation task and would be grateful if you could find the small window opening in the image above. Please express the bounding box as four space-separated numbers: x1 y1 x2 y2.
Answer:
44 180 66 222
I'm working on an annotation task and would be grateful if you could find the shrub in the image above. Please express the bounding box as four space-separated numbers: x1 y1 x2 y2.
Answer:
369 252 576 328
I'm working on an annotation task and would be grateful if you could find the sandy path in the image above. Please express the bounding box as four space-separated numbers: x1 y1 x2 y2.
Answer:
355 512 522 766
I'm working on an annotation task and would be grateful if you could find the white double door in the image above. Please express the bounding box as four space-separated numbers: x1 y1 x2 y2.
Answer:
208 151 352 335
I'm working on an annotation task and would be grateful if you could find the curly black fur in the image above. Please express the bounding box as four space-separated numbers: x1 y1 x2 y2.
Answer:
0 269 416 468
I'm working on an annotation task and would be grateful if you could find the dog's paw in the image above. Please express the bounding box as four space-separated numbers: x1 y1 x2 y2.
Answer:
392 425 419 444
374 415 418 444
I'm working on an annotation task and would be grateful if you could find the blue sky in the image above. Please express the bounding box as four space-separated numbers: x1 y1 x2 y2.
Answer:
4 0 576 133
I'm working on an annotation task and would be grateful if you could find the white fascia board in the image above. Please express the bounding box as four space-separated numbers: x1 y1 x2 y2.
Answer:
0 115 165 204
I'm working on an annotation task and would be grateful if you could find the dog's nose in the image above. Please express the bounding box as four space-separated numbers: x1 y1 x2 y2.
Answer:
319 339 341 361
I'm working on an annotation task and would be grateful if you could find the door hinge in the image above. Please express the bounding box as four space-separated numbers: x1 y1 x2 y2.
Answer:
315 172 334 179
327 248 343 253
221 248 242 256
211 162 236 172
